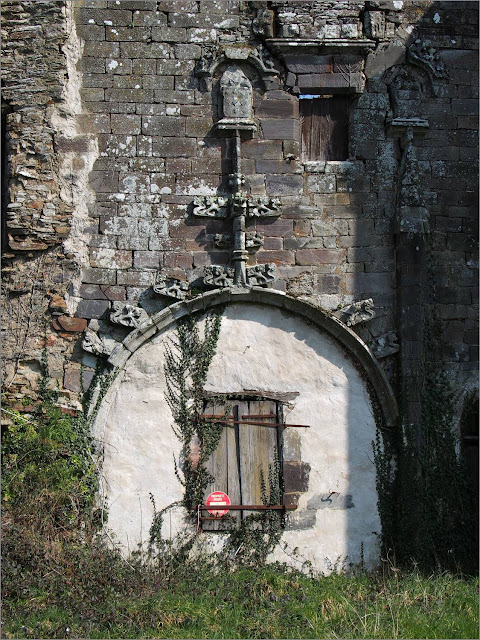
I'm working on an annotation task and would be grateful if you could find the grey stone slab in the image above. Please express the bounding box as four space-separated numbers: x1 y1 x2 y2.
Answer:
256 99 298 119
81 268 117 285
266 174 303 196
307 493 354 510
76 299 110 320
284 54 333 74
260 119 299 140
285 510 317 530
142 116 185 136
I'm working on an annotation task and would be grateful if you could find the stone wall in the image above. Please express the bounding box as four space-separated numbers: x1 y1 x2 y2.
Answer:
1 1 478 431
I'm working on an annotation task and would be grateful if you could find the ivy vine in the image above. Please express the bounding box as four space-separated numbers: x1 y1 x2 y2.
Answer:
149 311 286 567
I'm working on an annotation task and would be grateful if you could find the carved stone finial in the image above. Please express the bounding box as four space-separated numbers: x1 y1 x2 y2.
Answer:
110 302 148 328
369 331 399 358
192 195 229 218
334 299 375 326
407 40 448 82
246 263 276 286
153 274 189 300
204 265 235 288
82 327 118 357
247 196 281 218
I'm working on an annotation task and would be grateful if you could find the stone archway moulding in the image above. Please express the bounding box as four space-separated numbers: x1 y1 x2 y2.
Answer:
106 288 399 429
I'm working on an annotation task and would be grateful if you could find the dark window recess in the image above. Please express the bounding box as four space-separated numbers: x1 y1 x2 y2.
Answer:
201 399 284 531
300 95 350 162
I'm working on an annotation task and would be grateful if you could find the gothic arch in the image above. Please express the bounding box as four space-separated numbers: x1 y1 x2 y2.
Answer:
106 288 399 430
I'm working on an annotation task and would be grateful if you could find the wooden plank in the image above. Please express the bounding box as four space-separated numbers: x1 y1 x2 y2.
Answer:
239 400 278 520
203 401 228 531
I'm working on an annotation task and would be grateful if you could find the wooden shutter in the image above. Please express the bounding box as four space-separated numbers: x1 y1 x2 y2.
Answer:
300 96 350 162
203 399 282 530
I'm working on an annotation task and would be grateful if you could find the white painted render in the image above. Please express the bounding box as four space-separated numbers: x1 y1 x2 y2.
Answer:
94 303 381 573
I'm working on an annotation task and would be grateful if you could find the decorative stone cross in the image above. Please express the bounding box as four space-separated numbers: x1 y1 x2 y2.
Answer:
192 66 282 288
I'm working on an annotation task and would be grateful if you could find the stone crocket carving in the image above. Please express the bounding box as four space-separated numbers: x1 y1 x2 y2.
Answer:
334 299 375 326
110 302 148 329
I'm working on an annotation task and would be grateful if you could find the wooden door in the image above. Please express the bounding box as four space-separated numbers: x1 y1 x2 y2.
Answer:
203 399 282 530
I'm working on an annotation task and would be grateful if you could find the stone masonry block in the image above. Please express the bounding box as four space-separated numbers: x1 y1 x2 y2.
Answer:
98 134 137 157
106 26 151 42
107 0 157 8
283 461 311 493
79 284 108 300
256 100 298 119
152 27 187 42
63 368 95 393
174 43 202 59
75 299 110 319
266 174 303 196
81 268 116 285
256 219 294 237
77 114 111 134
285 511 316 531
142 116 185 136
242 140 282 159
255 250 294 265
260 119 299 140
120 42 172 59
307 175 336 193
83 41 120 58
255 159 298 174
77 8 133 26
296 249 346 265
133 11 167 26
282 429 301 461
134 251 162 269
90 248 132 270
152 138 197 157
88 171 119 193
116 271 155 286
110 114 141 134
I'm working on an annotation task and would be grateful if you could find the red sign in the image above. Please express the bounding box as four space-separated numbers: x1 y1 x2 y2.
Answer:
206 491 231 517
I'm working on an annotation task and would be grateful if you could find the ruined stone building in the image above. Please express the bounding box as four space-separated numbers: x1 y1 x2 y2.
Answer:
1 1 478 571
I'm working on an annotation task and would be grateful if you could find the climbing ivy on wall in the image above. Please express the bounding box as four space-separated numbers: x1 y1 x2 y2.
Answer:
150 311 285 567
374 335 475 574
164 311 224 515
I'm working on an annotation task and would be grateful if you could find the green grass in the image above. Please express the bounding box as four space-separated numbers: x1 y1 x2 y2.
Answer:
2 395 478 639
2 558 478 639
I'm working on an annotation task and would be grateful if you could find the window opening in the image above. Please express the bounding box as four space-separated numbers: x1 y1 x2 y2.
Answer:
201 398 284 531
299 94 350 162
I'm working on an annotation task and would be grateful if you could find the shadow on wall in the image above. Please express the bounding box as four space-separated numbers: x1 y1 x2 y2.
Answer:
347 0 478 573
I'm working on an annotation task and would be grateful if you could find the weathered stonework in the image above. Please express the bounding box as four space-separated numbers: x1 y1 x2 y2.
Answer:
1 0 478 571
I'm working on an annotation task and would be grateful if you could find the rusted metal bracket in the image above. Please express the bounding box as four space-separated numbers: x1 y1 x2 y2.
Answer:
199 414 310 428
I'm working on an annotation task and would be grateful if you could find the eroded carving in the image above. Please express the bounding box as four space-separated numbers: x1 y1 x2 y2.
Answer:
334 299 375 326
220 66 253 122
153 275 189 300
192 195 228 218
214 233 232 249
246 263 276 286
82 328 117 357
110 301 148 328
204 265 235 288
247 196 282 218
369 332 399 358
245 231 264 251
407 39 448 81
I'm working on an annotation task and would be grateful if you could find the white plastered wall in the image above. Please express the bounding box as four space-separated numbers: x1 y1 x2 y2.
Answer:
94 303 381 572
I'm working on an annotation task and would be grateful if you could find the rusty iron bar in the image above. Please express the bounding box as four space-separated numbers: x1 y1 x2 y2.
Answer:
205 419 309 428
199 504 297 511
